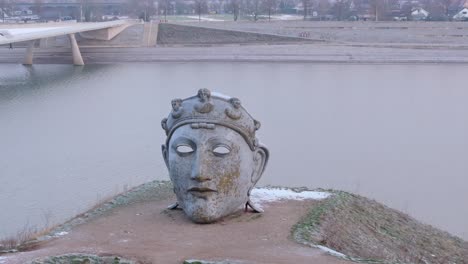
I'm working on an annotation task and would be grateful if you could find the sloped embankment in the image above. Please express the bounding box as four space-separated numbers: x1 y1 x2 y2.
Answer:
157 23 315 46
292 191 468 263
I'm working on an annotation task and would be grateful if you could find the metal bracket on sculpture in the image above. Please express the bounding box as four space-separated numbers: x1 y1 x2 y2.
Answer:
245 199 264 213
167 202 180 210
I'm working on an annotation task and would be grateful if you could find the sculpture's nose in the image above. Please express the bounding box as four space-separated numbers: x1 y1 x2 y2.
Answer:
190 151 211 182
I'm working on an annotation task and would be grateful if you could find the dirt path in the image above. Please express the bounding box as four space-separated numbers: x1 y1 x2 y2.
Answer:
5 194 349 264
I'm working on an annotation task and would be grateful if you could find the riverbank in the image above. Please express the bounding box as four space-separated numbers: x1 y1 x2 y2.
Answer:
0 181 348 264
1 181 467 264
2 42 468 64
3 20 468 64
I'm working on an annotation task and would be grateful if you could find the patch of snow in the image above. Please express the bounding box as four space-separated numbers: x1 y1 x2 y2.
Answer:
271 14 302 20
54 231 69 237
316 245 347 258
211 92 231 100
0 256 9 264
250 187 331 208
185 16 224 21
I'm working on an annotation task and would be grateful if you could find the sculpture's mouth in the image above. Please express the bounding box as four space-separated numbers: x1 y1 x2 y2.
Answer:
188 187 217 193
187 187 218 197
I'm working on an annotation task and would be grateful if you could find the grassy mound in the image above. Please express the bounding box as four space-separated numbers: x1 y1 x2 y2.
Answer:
30 254 134 264
292 191 468 263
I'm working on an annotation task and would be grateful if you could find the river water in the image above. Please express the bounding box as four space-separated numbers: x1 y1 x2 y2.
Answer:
1 63 467 240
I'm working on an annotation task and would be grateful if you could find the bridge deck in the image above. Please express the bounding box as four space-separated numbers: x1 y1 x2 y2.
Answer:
0 20 130 45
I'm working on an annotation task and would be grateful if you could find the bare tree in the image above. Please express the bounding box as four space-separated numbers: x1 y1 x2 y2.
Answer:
277 0 295 13
262 0 277 21
124 0 152 21
317 0 330 19
0 0 11 22
252 0 260 21
400 1 416 20
194 0 208 21
302 0 310 19
333 0 350 21
80 0 92 21
210 0 225 14
128 0 156 21
243 0 260 21
0 0 4 23
33 0 43 18
142 0 156 21
420 0 454 20
230 0 240 21
440 0 455 17
158 0 169 20
369 0 386 21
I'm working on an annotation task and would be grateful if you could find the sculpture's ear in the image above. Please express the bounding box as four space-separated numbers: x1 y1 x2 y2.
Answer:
251 144 269 185
161 144 169 169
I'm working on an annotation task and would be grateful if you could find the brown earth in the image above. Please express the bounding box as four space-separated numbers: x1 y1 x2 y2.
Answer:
3 185 348 264
3 182 466 264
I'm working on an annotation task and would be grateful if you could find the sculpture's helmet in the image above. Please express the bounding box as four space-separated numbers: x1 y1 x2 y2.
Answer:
161 88 262 151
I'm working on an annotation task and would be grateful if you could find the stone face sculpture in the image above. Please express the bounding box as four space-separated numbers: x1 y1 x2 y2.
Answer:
161 89 269 223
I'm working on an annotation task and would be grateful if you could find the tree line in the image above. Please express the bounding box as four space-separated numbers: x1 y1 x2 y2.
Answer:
125 0 468 22
299 0 463 21
0 0 465 22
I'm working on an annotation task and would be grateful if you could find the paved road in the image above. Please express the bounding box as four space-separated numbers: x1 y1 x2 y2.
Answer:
1 43 468 64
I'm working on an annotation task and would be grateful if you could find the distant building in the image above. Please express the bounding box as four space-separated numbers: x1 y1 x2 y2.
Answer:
9 0 127 21
453 7 468 20
411 7 428 20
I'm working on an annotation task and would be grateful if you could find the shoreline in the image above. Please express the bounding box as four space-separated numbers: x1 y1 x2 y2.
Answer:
1 180 467 263
0 181 349 264
3 20 468 64
0 181 174 255
2 43 468 64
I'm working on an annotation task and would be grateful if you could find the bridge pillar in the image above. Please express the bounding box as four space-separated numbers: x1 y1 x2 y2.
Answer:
68 33 84 66
23 40 36 65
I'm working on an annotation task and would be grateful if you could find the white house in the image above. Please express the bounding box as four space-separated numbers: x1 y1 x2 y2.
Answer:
453 8 468 21
411 7 429 20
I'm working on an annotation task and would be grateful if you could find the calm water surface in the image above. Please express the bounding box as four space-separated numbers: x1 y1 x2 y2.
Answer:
1 63 467 240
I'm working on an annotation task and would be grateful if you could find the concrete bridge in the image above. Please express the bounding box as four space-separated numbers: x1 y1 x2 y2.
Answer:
0 20 138 65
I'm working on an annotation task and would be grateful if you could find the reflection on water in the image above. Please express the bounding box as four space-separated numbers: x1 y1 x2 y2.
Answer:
0 65 82 100
0 63 467 240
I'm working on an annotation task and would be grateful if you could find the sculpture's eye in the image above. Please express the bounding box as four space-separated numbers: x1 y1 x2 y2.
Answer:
213 145 231 156
176 145 194 155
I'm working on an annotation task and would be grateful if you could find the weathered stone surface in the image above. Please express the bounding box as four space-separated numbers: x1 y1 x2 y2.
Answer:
161 89 269 223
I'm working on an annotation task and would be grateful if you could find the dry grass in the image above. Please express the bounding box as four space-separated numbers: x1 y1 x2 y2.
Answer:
29 253 136 264
0 182 163 254
292 191 468 263
0 224 39 252
0 212 55 252
1 181 174 255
